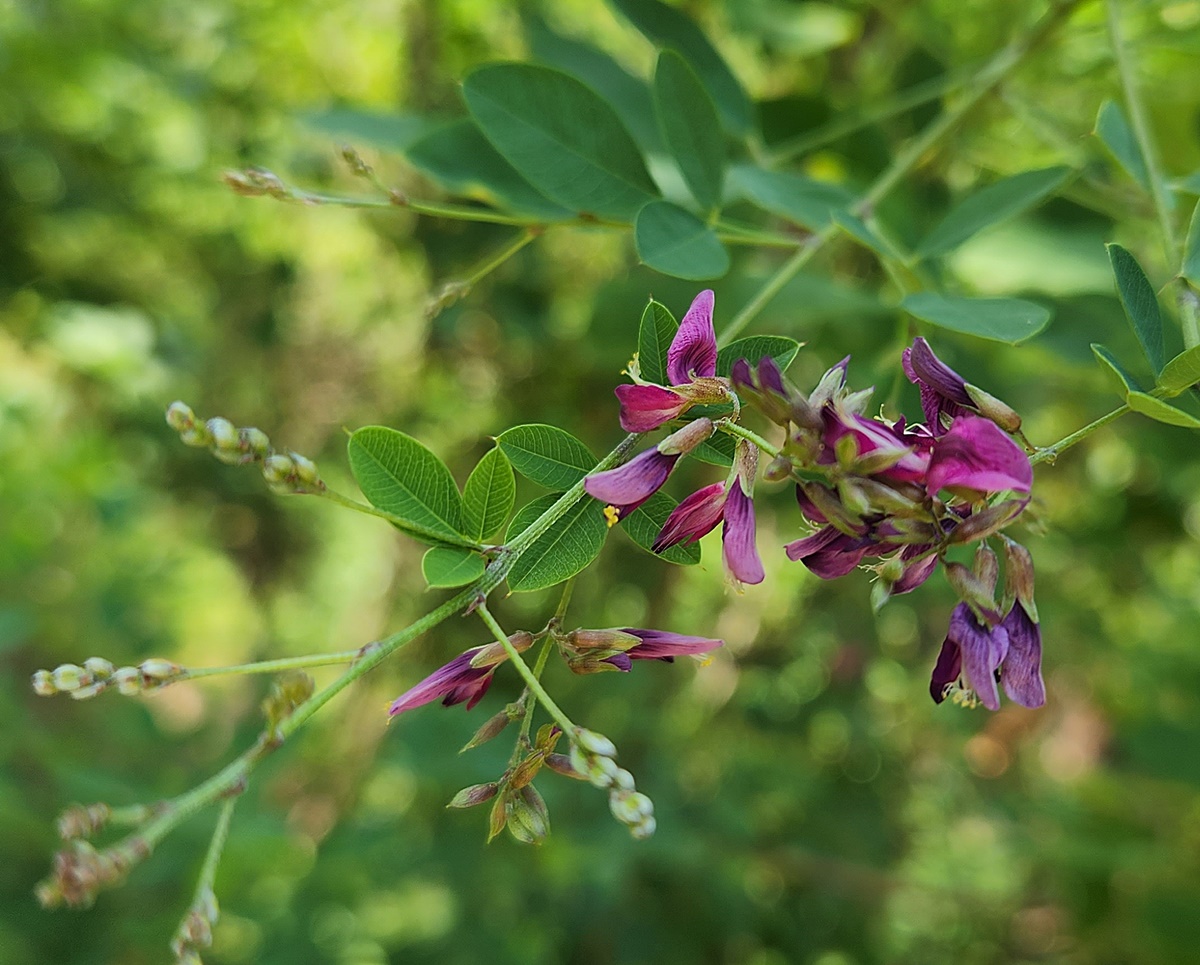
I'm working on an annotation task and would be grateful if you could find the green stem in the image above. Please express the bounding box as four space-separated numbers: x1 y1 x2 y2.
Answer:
1029 404 1131 465
460 229 540 289
515 638 556 748
477 602 575 735
184 650 364 681
551 576 576 625
717 0 1084 346
716 419 781 457
317 487 485 551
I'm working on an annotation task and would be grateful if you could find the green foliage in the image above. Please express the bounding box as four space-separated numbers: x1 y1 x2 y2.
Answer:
1183 201 1200 286
637 298 679 385
1108 243 1165 372
1158 344 1200 395
716 335 801 375
1094 98 1150 188
463 447 516 542
497 424 596 491
728 164 853 229
505 495 607 591
652 50 726 213
634 200 730 280
422 546 487 588
901 293 1052 343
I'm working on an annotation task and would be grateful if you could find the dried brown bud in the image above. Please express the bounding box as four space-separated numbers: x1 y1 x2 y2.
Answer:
446 783 499 809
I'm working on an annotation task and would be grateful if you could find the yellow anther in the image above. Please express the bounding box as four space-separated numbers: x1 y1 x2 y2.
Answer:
603 505 621 528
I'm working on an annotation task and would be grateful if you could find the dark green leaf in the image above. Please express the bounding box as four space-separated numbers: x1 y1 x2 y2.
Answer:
692 431 735 467
1108 244 1164 373
637 299 679 385
526 17 662 154
497 425 596 491
506 495 608 592
1127 392 1200 429
831 211 905 261
298 108 440 153
1091 343 1143 398
916 167 1071 258
406 119 572 220
463 63 658 220
608 0 752 135
347 427 465 543
463 447 516 541
716 335 801 376
901 293 1051 343
1183 200 1200 287
634 201 730 280
1094 100 1149 189
421 547 486 588
621 491 701 565
1158 345 1200 396
727 164 853 230
653 50 725 212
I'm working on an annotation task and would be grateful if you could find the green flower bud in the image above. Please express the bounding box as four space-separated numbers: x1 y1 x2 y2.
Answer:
83 657 114 679
31 670 56 696
206 418 239 451
446 783 498 809
630 815 657 840
165 401 195 432
51 664 87 692
574 728 617 759
113 667 141 696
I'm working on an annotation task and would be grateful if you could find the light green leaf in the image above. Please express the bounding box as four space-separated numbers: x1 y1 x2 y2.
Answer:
634 201 730 280
621 491 701 565
463 447 516 541
1183 200 1200 287
463 63 658 220
916 167 1071 258
298 108 440 153
727 164 853 230
526 16 663 154
692 431 735 467
653 50 725 213
1108 243 1164 373
405 119 572 220
717 335 801 376
831 211 905 262
1158 345 1200 396
1091 343 1143 399
347 427 465 543
608 0 753 135
637 298 679 385
1094 100 1149 189
497 424 596 491
422 547 486 588
1127 392 1200 429
506 495 608 592
901 293 1051 344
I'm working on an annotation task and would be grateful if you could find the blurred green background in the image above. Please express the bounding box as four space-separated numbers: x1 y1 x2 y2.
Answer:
4 0 1200 962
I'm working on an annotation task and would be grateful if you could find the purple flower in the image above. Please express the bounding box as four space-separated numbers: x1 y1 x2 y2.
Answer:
652 482 727 552
615 383 689 433
998 603 1045 708
562 627 723 673
903 336 974 430
929 602 1011 711
925 416 1032 497
722 477 765 587
388 634 532 716
784 525 871 579
821 409 931 484
621 628 724 666
667 290 717 385
892 544 938 594
585 419 714 518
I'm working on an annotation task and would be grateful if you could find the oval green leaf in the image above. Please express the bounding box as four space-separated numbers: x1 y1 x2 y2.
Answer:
1108 243 1164 373
463 63 658 220
506 494 608 592
637 298 679 385
463 447 516 541
608 0 752 135
1157 344 1200 397
1127 392 1200 429
347 427 466 544
727 164 853 230
497 424 596 491
916 166 1071 258
406 119 571 220
1094 100 1149 189
716 335 801 376
653 50 725 213
621 490 701 565
298 108 440 153
422 547 486 588
1091 343 1143 399
901 293 1051 344
634 201 729 280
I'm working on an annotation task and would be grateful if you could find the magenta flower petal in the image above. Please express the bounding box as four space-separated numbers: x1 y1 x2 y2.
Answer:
615 383 688 433
722 477 764 585
667 290 717 385
1000 604 1045 708
893 546 938 594
621 628 724 662
652 482 727 552
903 337 972 429
389 649 495 716
585 448 679 513
823 411 931 483
929 637 962 703
926 416 1032 496
948 602 1009 711
784 526 869 579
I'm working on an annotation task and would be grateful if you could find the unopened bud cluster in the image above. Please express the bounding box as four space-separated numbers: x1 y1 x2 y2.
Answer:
32 658 181 699
171 885 219 965
37 839 146 909
568 728 655 840
166 402 325 495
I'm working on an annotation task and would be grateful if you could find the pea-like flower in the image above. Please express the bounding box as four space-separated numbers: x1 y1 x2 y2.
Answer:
584 418 714 519
388 633 532 716
925 415 1032 497
903 337 1021 434
562 627 724 673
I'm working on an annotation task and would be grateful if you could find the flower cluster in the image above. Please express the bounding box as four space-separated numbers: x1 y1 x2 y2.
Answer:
586 290 1044 712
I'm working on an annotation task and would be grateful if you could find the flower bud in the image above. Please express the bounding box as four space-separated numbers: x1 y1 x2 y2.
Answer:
585 755 620 789
574 728 617 759
446 783 499 809
947 499 1026 544
657 418 714 456
139 659 180 682
239 427 271 458
51 664 88 692
113 667 141 696
289 451 321 488
610 767 635 792
609 789 654 825
262 453 295 486
544 753 585 780
965 383 1022 433
31 670 56 696
83 657 114 679
165 401 195 432
630 815 657 840
764 455 792 482
461 708 515 752
57 803 110 841
206 418 239 452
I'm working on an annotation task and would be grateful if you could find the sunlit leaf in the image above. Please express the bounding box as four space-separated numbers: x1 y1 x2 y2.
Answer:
462 447 516 541
1126 392 1200 429
1157 345 1200 397
463 63 658 220
506 494 607 591
653 50 725 212
497 425 596 491
634 201 729 280
421 547 486 588
1091 343 1143 398
716 336 801 375
901 293 1051 343
1108 243 1164 373
637 299 679 385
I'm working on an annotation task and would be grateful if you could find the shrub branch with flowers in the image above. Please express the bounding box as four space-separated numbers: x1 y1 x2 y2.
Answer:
25 0 1200 961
